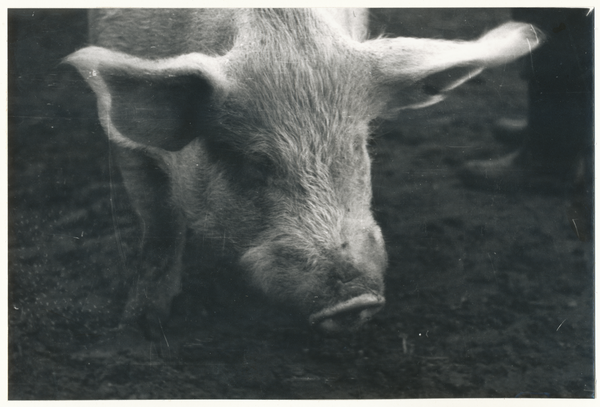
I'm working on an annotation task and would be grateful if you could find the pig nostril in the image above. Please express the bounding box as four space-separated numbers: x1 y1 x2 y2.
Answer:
316 306 382 333
331 264 361 285
309 293 385 333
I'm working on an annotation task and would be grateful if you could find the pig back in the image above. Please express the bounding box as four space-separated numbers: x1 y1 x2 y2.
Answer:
88 9 238 58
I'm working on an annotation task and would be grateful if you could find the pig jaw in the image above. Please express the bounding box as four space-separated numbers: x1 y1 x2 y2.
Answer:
239 223 387 334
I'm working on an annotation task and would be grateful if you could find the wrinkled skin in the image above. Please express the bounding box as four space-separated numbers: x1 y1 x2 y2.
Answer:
65 8 542 336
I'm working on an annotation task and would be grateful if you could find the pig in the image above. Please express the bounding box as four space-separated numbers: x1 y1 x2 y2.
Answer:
65 9 542 337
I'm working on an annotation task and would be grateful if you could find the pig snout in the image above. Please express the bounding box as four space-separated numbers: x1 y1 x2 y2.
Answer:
240 225 387 333
309 293 385 333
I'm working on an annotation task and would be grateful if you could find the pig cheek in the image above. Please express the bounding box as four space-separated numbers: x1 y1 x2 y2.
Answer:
239 246 329 313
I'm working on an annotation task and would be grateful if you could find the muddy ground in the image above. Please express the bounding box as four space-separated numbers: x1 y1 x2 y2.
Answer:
8 9 594 399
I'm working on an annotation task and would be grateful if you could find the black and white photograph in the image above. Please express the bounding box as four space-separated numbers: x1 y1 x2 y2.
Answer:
7 7 595 399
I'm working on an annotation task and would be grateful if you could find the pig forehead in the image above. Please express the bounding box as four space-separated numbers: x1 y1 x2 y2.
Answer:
223 10 378 119
227 50 375 105
216 9 379 157
221 56 377 150
219 93 373 163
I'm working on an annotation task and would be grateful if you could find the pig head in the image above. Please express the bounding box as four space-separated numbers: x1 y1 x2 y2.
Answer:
65 9 542 336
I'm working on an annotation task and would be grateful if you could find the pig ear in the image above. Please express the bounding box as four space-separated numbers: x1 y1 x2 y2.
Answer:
363 22 544 113
64 46 230 151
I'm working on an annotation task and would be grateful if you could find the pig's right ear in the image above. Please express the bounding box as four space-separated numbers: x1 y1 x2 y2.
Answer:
64 46 230 151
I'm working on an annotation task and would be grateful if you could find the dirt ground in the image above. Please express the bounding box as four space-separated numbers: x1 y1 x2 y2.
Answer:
8 9 595 399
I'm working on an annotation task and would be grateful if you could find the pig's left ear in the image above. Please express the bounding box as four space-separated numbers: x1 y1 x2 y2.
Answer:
362 22 544 114
64 46 230 151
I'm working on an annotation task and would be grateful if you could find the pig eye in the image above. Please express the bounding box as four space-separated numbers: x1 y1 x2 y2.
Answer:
243 157 274 184
205 138 274 185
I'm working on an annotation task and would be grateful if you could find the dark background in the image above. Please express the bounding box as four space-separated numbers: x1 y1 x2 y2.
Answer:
8 9 594 399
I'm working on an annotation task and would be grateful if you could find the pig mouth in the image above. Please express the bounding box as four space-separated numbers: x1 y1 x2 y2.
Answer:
309 293 385 333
